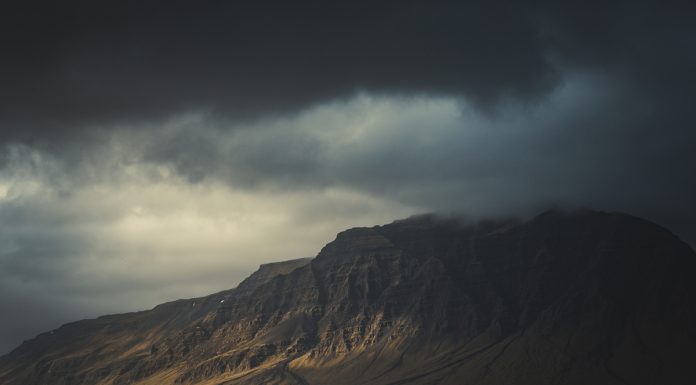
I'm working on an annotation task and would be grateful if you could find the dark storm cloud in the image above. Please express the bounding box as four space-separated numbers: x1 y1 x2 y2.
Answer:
2 1 692 151
1 0 693 239
0 0 560 141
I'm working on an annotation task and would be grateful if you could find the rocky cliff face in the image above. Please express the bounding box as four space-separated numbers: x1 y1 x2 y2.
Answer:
1 209 694 385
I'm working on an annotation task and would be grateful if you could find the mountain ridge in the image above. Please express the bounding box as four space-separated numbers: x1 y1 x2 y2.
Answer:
1 209 694 385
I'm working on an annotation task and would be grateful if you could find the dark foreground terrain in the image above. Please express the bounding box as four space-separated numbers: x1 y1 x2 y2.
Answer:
1 209 694 385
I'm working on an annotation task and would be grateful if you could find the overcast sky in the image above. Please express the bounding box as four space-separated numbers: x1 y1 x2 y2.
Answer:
1 0 695 354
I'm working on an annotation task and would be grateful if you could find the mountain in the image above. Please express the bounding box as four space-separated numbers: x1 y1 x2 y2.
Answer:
1 209 695 385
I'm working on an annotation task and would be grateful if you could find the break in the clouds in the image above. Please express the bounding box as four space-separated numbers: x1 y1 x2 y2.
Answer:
1 0 695 354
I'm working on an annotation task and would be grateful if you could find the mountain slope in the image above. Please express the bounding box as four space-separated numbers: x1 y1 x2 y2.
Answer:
1 209 694 385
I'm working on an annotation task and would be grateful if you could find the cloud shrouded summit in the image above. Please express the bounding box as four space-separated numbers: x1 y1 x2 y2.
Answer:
0 0 695 354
